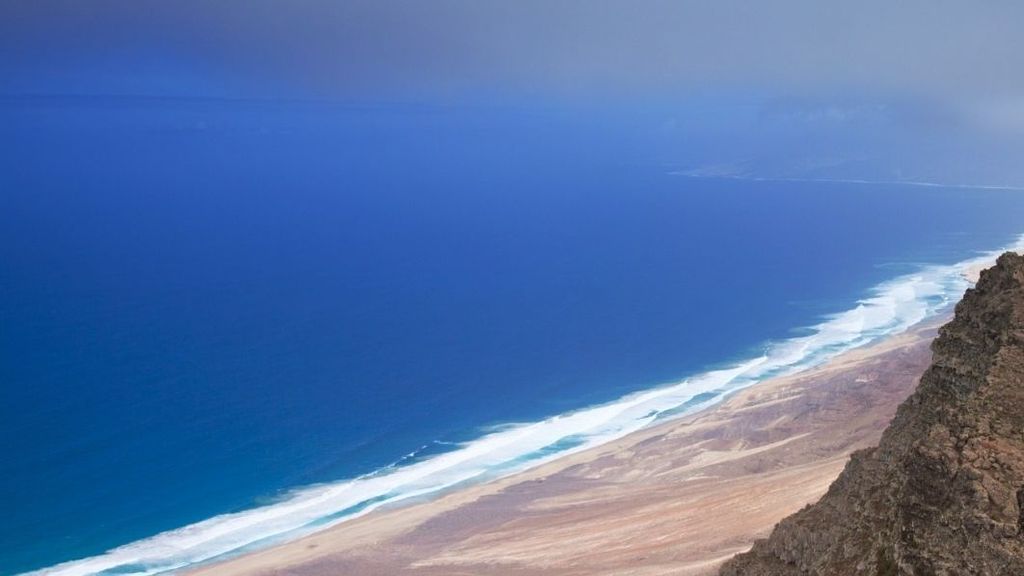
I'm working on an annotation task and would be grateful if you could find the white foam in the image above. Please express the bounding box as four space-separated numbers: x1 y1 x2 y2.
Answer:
23 235 1024 576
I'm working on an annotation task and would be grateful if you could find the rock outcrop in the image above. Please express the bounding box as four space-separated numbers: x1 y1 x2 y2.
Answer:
721 252 1024 575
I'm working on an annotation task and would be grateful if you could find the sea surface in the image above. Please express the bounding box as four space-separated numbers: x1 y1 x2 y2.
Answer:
3 96 1024 575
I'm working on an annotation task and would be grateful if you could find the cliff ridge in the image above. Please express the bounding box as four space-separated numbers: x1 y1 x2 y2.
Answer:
721 252 1024 575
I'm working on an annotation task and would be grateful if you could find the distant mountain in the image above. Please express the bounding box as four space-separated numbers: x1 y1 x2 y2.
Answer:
721 252 1024 575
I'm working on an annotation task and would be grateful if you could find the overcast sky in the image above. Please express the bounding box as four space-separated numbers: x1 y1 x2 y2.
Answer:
5 2 1024 185
3 1 1023 106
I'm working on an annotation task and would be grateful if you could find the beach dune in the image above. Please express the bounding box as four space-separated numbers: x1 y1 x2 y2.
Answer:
191 321 940 576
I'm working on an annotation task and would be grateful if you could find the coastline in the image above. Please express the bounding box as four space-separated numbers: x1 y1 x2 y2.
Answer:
188 316 946 576
29 238 1022 576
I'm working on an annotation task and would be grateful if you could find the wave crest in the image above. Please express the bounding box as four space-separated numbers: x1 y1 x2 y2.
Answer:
26 236 1024 576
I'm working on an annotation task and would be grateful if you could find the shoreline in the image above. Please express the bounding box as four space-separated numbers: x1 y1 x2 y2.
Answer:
188 315 947 576
34 239 1021 576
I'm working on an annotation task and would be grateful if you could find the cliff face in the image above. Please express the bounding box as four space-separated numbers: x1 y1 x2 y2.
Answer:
721 252 1024 576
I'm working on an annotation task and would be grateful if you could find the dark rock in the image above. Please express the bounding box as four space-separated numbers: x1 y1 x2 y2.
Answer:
720 252 1024 576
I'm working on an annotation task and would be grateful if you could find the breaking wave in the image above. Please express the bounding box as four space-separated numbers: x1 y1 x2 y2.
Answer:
25 235 1024 576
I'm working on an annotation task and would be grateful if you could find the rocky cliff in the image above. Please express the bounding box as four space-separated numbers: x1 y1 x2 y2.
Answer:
721 252 1024 576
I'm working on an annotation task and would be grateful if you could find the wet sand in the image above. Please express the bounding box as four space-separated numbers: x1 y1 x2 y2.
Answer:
190 320 941 576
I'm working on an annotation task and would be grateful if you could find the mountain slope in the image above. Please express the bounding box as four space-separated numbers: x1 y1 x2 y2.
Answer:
721 252 1024 575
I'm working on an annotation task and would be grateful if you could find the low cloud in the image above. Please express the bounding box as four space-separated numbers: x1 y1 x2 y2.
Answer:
3 1 1024 108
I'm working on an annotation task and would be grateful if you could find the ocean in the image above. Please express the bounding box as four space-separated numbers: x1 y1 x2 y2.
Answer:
3 96 1024 575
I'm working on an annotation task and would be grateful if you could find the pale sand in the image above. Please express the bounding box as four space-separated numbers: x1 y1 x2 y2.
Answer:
189 319 943 576
963 261 988 283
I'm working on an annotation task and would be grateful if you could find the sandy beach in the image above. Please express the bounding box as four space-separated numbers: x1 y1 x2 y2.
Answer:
188 316 944 576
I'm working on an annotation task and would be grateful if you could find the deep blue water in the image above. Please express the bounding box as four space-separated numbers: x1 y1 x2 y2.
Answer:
2 96 1024 575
